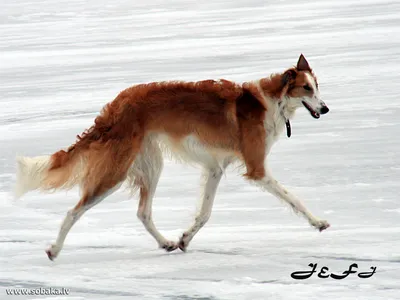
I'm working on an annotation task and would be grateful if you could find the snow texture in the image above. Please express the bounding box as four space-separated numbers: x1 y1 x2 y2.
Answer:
1 0 400 299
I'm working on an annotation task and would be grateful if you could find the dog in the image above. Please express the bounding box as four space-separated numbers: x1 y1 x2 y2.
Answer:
15 54 330 261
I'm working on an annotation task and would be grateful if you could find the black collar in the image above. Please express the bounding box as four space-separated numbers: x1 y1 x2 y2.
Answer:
286 120 291 138
278 102 291 138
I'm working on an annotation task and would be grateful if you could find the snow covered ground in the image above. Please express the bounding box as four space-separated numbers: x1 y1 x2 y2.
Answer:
1 0 400 299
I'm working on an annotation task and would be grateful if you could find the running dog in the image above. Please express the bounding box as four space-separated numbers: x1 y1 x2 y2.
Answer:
15 54 330 261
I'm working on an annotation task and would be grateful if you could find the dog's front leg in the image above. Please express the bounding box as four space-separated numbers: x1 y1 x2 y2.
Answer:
252 168 330 231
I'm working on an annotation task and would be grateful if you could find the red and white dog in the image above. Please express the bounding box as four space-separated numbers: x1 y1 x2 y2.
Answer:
15 54 330 261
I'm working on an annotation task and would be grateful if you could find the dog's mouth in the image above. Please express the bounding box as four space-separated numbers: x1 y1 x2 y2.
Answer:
302 101 320 119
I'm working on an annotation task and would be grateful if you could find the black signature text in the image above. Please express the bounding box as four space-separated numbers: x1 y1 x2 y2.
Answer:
291 263 376 280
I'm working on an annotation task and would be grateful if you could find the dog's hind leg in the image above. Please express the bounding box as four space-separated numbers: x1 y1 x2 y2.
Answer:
178 166 223 251
46 135 141 260
131 139 178 251
137 181 179 251
45 181 122 261
178 156 233 252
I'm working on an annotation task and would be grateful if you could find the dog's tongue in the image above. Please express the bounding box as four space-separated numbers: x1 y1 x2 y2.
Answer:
312 111 320 119
302 101 320 119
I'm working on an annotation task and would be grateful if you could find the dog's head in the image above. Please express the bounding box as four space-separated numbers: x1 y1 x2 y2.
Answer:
281 54 329 119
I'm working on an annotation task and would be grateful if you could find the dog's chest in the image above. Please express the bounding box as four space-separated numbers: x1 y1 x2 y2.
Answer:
264 112 287 154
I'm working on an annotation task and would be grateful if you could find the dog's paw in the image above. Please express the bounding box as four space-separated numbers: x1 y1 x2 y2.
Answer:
45 244 60 261
161 241 178 252
311 220 330 232
178 233 189 252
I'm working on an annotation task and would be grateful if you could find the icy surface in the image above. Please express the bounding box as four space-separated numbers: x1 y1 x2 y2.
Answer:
1 0 400 299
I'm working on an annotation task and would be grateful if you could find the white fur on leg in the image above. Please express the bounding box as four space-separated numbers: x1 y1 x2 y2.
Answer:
46 208 85 260
136 183 178 250
15 155 51 199
137 204 177 250
179 166 223 251
131 138 177 250
254 169 330 231
46 183 122 261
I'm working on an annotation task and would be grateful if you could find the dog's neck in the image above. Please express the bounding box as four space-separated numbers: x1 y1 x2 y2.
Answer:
244 80 296 138
265 95 296 138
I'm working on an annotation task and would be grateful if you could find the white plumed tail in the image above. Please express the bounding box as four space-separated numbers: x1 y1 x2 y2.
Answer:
15 155 51 199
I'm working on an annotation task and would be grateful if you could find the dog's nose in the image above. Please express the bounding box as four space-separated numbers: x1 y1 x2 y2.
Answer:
320 106 329 115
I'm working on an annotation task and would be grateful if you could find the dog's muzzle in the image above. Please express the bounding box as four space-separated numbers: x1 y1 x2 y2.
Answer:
320 104 329 115
302 101 329 119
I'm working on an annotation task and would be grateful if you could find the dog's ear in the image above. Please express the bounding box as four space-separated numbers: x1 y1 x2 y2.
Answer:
280 69 297 97
281 69 297 87
297 54 311 71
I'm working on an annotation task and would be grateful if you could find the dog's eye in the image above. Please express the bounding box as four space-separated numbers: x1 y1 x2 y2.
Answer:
303 85 311 91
